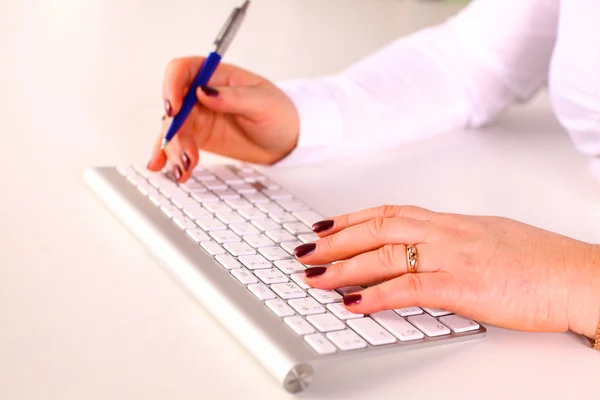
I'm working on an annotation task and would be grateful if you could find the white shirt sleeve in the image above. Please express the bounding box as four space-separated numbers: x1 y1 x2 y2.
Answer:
275 0 559 167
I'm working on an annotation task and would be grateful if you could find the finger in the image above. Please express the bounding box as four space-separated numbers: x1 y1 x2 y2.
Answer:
312 205 435 237
294 216 429 265
304 243 436 290
341 272 458 315
195 84 267 118
163 57 260 115
147 130 168 171
163 134 199 183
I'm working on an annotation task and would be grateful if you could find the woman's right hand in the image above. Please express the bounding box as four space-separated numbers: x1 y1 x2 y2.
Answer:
147 56 300 182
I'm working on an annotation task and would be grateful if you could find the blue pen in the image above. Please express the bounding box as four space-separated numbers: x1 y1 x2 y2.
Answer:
161 0 250 149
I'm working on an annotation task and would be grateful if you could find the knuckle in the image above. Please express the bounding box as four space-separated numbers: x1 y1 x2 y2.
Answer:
377 244 400 272
405 274 425 297
323 233 341 251
370 284 389 309
378 204 401 218
368 217 388 238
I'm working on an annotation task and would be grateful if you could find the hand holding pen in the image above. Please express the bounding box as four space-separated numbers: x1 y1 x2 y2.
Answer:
147 1 300 182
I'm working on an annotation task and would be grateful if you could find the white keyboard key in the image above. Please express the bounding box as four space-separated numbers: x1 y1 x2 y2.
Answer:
238 254 271 270
238 207 266 220
213 188 241 200
394 307 423 317
259 179 279 189
407 314 451 337
259 246 290 261
243 192 270 204
191 192 219 203
284 316 315 335
326 303 364 320
326 330 367 351
171 197 200 209
254 269 289 284
149 193 171 207
223 242 256 256
215 254 242 270
173 216 197 230
371 310 425 342
271 282 306 299
251 219 281 232
224 198 253 209
304 334 336 355
281 241 303 255
231 268 259 284
307 313 345 332
336 286 364 296
203 179 227 191
136 184 158 197
265 299 295 317
230 182 257 194
210 165 245 184
292 211 324 227
215 211 245 224
179 181 207 193
203 202 232 213
209 230 241 244
184 207 213 220
256 202 284 214
439 315 480 333
247 283 276 300
192 169 216 181
298 233 319 244
159 186 190 199
270 213 297 224
347 318 397 345
200 241 226 256
265 229 296 243
197 218 227 231
283 222 312 235
160 205 184 218
185 228 210 243
274 259 305 274
276 198 310 212
229 223 259 236
422 308 452 317
117 165 136 176
291 273 311 289
239 171 264 182
288 298 325 315
263 188 292 200
309 289 343 304
243 234 275 248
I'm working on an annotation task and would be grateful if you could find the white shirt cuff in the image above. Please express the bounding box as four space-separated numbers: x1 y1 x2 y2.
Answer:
272 78 343 167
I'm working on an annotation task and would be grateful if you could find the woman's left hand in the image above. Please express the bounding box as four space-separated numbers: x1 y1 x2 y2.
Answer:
294 205 600 340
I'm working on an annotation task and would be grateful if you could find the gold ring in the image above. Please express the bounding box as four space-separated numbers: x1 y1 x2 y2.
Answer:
406 245 418 273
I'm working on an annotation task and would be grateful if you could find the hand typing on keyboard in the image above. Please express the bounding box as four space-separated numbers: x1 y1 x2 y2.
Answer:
295 205 600 342
146 57 300 183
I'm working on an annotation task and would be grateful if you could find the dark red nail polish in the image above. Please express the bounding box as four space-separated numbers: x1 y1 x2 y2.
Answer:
312 220 334 233
181 152 191 170
343 294 362 306
294 243 316 258
305 266 327 278
173 165 182 181
164 99 173 117
201 86 219 97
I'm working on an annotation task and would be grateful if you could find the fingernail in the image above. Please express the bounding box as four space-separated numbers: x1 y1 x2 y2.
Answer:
181 152 191 170
173 165 182 181
294 243 316 258
312 220 334 233
201 86 219 97
164 99 173 117
343 294 362 306
305 266 327 278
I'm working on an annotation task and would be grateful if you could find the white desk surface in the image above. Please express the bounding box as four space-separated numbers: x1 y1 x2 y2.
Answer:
2 1 599 399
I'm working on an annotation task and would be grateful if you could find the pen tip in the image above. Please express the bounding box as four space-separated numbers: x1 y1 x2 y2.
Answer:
161 139 168 150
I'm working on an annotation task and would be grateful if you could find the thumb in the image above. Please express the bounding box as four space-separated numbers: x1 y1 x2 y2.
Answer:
195 84 267 118
342 273 458 315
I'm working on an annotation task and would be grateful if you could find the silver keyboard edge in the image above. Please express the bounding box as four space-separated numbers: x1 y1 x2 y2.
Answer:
83 166 487 394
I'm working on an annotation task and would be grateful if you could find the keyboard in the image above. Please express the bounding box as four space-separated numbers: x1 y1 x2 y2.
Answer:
84 164 486 393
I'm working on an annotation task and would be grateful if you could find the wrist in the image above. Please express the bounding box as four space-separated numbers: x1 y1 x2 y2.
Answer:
567 243 600 340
